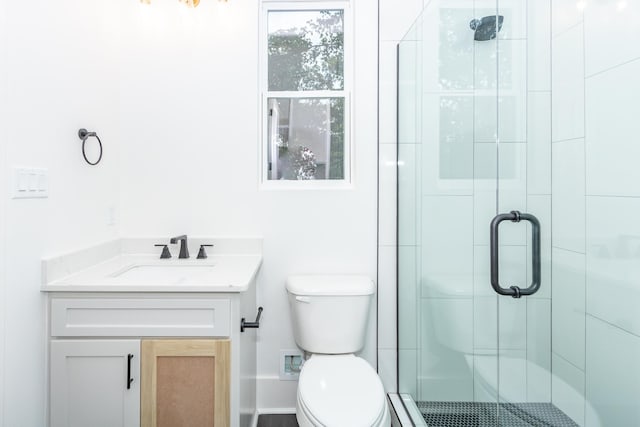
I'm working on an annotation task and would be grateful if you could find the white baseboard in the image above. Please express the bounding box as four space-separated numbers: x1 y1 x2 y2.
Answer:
256 375 298 410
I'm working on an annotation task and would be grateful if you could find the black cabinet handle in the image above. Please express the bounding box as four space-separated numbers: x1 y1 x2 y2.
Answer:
127 354 134 390
490 211 541 298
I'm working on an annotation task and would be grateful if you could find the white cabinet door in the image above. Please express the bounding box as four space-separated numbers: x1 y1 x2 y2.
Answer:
50 340 140 427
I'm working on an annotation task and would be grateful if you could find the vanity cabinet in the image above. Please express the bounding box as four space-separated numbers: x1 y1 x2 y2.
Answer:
47 294 257 427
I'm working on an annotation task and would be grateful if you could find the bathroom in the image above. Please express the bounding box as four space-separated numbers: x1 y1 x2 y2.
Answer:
0 0 638 426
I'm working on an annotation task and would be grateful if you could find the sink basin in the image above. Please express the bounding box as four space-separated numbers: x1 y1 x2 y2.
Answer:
111 263 217 284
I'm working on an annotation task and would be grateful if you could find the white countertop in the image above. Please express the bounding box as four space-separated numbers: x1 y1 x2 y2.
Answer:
41 238 263 293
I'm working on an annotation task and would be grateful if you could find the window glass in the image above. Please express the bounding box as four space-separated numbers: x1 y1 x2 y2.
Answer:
267 97 344 180
268 10 344 91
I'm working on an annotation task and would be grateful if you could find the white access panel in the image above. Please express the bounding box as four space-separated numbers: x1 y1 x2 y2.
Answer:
50 340 140 427
51 298 231 337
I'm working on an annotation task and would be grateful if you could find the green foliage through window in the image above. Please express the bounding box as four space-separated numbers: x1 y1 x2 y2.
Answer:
268 10 344 91
266 9 347 181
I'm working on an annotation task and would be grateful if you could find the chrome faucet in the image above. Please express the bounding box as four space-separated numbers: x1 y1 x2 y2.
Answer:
170 235 189 259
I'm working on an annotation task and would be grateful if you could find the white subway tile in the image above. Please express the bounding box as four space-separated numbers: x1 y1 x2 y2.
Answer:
398 349 418 396
473 296 499 349
585 60 640 197
586 196 640 337
527 0 551 91
527 93 552 195
474 95 527 143
378 349 398 394
421 94 474 196
380 0 424 41
378 245 397 349
527 298 551 402
419 298 474 401
380 41 399 144
552 248 586 370
474 39 527 92
379 144 398 246
552 353 585 426
399 246 418 350
473 294 526 351
398 144 417 246
498 351 528 403
584 1 640 76
421 196 473 298
552 24 584 142
498 296 527 350
552 0 583 37
552 139 585 253
586 317 640 427
423 6 474 92
472 351 528 403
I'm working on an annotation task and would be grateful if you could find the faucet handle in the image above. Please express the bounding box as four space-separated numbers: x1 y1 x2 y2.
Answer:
197 244 214 259
154 244 172 259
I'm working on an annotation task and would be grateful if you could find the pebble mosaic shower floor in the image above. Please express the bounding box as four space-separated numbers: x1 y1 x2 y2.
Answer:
417 402 578 427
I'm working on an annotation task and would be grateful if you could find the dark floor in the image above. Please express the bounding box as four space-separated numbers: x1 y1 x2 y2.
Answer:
257 414 299 427
418 402 579 427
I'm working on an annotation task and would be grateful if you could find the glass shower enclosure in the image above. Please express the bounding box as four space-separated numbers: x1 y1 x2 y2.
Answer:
397 1 639 426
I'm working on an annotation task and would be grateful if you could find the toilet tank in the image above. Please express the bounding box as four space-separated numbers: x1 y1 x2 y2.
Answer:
286 275 375 354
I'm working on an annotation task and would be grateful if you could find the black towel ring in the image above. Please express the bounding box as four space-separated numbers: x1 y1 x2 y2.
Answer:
78 128 103 166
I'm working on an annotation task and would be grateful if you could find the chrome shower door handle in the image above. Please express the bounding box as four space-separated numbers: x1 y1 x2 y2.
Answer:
490 211 541 298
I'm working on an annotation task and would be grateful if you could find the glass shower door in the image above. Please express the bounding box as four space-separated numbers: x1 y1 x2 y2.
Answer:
398 1 557 425
398 2 505 423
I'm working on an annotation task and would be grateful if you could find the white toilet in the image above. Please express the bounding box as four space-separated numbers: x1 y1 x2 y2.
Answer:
286 275 390 427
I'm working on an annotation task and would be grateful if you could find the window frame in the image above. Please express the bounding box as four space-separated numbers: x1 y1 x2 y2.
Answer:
259 1 353 189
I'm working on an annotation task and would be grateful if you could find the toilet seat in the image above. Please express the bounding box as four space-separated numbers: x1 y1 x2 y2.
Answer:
298 394 389 427
297 355 388 427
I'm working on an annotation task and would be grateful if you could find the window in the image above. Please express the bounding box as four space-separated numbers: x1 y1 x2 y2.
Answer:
261 3 350 184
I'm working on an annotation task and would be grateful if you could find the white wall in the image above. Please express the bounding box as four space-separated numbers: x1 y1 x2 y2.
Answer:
117 0 379 411
0 0 379 421
2 1 121 425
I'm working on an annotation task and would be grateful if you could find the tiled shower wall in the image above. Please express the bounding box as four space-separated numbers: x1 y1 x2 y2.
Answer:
550 1 640 426
382 2 640 425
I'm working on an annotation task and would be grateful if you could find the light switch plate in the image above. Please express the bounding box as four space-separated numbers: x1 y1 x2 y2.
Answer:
13 167 48 199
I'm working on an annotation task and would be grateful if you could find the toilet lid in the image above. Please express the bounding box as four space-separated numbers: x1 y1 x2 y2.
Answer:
298 355 385 427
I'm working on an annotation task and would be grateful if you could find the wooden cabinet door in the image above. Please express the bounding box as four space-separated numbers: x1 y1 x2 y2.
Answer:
141 339 230 427
50 340 140 427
